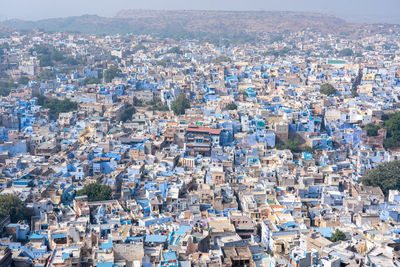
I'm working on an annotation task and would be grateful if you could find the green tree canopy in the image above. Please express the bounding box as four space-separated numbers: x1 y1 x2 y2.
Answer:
320 83 337 96
364 123 381 137
75 182 112 202
38 54 53 67
156 59 168 67
147 98 169 111
36 69 56 81
82 77 100 85
131 44 147 53
120 104 136 122
276 138 311 153
362 160 400 196
171 94 190 115
18 76 30 85
30 45 50 55
36 94 78 120
383 112 400 148
330 229 346 242
365 45 374 51
225 102 238 110
166 46 183 54
0 81 17 96
0 194 30 223
104 65 121 83
339 48 354 57
133 97 144 107
31 45 79 66
61 57 79 65
351 69 362 97
212 56 232 63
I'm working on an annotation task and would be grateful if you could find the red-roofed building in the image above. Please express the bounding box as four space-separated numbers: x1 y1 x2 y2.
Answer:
185 125 221 156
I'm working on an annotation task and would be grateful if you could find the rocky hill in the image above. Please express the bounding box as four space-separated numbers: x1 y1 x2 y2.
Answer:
2 10 393 41
116 10 353 34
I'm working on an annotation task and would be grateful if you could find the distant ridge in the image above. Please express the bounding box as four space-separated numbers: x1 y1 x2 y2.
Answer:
2 15 132 35
116 9 350 33
1 10 396 41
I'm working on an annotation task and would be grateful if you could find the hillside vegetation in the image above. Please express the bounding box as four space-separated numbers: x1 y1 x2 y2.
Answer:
1 11 362 43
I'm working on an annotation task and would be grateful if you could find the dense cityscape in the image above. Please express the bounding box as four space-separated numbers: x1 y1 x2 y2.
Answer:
0 11 399 267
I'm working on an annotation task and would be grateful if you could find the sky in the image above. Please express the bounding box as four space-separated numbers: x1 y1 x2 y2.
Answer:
1 0 399 24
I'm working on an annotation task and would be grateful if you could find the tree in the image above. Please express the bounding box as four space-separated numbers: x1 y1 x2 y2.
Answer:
104 65 121 83
82 77 100 85
364 123 380 137
166 46 183 54
156 59 167 67
38 54 53 67
36 69 56 81
320 83 337 96
30 45 50 56
384 138 399 149
212 56 232 63
276 138 311 153
36 94 78 120
18 76 30 85
0 194 30 223
284 139 302 153
225 103 237 110
339 48 354 57
120 104 136 122
147 98 169 111
0 81 17 96
171 94 190 115
330 229 346 242
351 69 362 97
365 45 374 51
133 97 144 107
362 160 400 196
31 45 79 66
75 182 112 202
131 44 147 53
61 57 79 65
382 112 400 148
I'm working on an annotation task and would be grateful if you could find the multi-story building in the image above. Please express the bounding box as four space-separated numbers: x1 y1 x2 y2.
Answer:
185 125 221 156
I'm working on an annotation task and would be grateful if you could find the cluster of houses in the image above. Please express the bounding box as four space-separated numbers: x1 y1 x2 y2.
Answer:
0 26 399 267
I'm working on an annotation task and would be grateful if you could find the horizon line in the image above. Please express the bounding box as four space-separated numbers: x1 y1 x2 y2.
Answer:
1 9 399 26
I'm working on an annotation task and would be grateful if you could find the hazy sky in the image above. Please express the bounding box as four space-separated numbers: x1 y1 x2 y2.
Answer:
1 0 399 24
